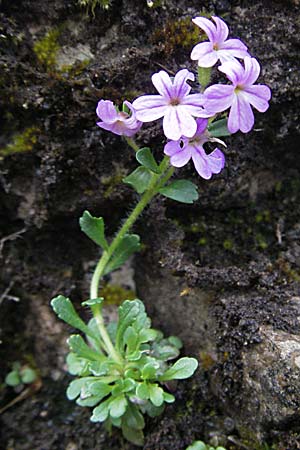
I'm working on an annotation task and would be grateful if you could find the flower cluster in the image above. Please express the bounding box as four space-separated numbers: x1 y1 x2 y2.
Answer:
96 15 271 179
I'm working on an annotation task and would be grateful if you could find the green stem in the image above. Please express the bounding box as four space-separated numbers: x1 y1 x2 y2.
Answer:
125 137 140 152
90 156 173 364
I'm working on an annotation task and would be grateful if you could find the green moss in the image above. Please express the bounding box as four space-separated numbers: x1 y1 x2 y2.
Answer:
0 127 39 158
100 283 135 305
151 16 202 54
33 29 60 71
223 239 234 251
101 166 127 198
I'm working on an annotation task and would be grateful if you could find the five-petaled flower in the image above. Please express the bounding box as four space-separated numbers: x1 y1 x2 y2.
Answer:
96 100 142 137
164 118 225 179
203 56 271 133
132 69 213 141
191 16 250 68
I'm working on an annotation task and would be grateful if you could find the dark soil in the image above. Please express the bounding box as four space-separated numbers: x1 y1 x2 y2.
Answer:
0 0 300 449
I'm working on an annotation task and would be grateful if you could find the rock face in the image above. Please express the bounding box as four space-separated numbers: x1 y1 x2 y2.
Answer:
1 0 300 449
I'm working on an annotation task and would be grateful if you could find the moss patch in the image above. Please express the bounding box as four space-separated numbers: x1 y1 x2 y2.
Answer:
0 127 39 158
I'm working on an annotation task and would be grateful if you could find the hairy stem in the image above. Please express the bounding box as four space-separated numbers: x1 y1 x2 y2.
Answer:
89 156 173 362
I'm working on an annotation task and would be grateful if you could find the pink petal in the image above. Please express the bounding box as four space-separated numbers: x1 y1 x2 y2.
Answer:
170 145 192 167
212 16 229 43
181 93 211 117
218 59 244 85
243 57 261 86
192 16 217 42
96 100 118 123
228 94 254 133
196 50 219 68
190 42 214 61
206 148 225 173
191 148 212 179
219 38 249 56
163 107 197 140
241 85 271 112
195 118 208 135
173 69 194 98
132 95 167 122
151 71 173 99
204 84 235 113
164 140 182 156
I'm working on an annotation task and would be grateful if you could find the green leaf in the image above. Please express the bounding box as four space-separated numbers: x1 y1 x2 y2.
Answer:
66 352 90 376
5 370 21 387
109 394 128 418
122 423 144 447
91 397 111 422
20 367 37 384
88 381 112 398
79 210 108 250
123 166 152 194
159 357 198 381
136 382 149 400
68 335 105 361
163 392 175 403
159 180 198 204
141 362 159 380
136 147 160 174
207 118 231 137
82 297 104 307
116 299 145 352
124 403 145 430
186 442 208 450
104 234 140 275
148 384 164 407
67 377 94 400
77 396 103 407
51 295 92 338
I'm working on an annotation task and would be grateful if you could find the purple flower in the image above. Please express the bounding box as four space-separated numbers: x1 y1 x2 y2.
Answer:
203 57 271 133
164 118 225 179
191 16 250 67
132 69 213 141
96 100 142 137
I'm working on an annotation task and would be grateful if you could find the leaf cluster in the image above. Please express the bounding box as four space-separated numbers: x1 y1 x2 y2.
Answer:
123 147 199 204
51 296 198 446
5 362 38 387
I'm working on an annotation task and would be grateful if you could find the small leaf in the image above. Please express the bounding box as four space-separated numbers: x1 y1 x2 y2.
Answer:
123 166 152 194
141 362 159 380
77 396 102 407
125 403 145 430
159 357 198 381
82 297 104 307
163 392 175 403
66 352 90 376
186 442 207 450
159 180 198 204
68 335 105 361
109 394 128 418
207 118 231 137
79 210 108 250
20 367 37 384
136 147 160 174
104 234 140 275
148 384 164 407
116 299 145 352
67 377 93 400
51 295 92 337
122 423 144 447
5 370 21 387
91 397 111 422
136 382 149 400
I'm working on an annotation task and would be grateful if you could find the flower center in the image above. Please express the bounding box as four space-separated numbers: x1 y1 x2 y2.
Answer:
170 98 180 106
234 85 244 94
213 43 219 50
